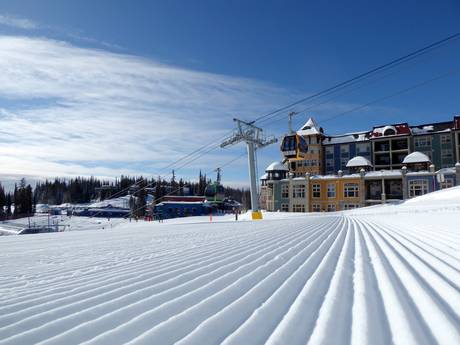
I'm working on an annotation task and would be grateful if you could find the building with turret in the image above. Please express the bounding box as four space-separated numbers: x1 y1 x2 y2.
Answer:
261 115 460 212
287 117 325 176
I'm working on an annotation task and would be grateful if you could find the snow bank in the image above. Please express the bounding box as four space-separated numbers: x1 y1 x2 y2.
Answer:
403 185 460 205
0 190 459 344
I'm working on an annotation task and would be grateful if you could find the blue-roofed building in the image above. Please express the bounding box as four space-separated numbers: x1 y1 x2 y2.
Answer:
153 201 210 219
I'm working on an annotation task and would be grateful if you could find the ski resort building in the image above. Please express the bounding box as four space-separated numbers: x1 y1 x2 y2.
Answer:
260 115 460 212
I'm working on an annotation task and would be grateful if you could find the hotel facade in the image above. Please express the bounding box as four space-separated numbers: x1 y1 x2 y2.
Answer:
260 116 460 212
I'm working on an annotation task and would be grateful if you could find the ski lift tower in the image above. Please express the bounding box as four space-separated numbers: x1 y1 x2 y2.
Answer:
221 118 277 220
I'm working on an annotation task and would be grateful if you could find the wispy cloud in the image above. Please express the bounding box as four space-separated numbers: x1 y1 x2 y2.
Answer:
0 35 292 185
0 14 38 30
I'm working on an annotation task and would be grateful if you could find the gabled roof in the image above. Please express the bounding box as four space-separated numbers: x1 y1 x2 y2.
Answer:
297 117 322 136
402 151 431 164
346 156 372 168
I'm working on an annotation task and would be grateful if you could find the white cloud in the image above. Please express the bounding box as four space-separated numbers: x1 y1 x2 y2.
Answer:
0 35 291 185
0 14 38 29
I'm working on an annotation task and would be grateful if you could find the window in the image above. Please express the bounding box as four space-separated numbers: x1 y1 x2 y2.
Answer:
375 153 390 166
281 203 289 212
442 177 454 188
408 179 428 197
414 136 432 148
325 146 334 155
356 143 370 154
391 138 408 151
340 157 349 169
340 145 349 154
421 150 432 160
312 204 321 212
441 149 453 161
344 183 359 198
312 184 321 198
327 204 336 212
292 185 305 198
281 184 289 198
327 183 336 198
392 152 407 165
440 178 454 189
343 203 359 210
440 134 451 145
293 204 305 212
374 140 390 152
267 187 273 197
383 128 396 136
326 159 334 169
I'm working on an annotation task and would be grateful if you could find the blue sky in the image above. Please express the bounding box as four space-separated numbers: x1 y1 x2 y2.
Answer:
0 0 459 188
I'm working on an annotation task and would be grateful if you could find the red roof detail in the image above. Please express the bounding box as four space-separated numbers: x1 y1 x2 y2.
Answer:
454 116 460 130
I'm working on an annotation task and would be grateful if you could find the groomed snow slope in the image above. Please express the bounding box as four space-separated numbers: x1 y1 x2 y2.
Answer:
1 190 460 344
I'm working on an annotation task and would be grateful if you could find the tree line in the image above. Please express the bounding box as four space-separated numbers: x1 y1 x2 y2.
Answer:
0 178 33 220
0 171 250 220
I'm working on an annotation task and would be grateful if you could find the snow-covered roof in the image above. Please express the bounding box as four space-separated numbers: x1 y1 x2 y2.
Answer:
310 174 361 180
411 125 434 135
265 161 288 172
323 132 369 144
436 167 456 175
346 156 372 168
365 170 403 178
260 173 268 180
402 151 431 164
406 171 434 176
297 117 321 136
370 123 411 138
373 125 397 136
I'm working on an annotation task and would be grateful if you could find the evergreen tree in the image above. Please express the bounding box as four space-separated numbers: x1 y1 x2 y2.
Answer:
178 178 185 196
134 178 147 217
0 183 5 220
6 193 12 219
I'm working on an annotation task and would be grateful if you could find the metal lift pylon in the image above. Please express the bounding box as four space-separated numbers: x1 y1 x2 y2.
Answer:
221 118 277 220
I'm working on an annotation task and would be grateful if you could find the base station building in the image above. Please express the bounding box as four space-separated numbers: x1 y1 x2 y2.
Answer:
260 116 460 212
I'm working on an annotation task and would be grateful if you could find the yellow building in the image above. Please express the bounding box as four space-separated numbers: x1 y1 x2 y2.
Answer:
307 171 364 212
289 117 324 176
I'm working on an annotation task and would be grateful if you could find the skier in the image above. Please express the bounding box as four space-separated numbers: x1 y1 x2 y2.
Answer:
234 207 238 221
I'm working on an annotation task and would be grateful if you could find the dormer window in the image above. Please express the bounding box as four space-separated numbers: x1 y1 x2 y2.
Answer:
384 128 396 136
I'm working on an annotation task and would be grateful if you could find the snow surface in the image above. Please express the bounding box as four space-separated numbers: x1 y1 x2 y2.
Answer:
1 188 460 344
88 196 131 209
1 215 126 235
